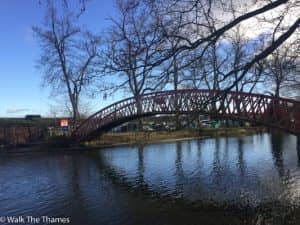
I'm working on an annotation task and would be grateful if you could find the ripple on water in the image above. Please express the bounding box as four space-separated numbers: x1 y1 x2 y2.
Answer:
0 133 300 225
99 134 300 208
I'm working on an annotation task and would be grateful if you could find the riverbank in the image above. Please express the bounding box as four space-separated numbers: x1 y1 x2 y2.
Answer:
0 127 267 152
85 127 267 148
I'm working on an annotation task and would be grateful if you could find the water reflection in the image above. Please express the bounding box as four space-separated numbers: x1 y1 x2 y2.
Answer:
270 132 285 177
211 138 222 188
1 133 300 225
174 142 183 195
100 133 300 207
137 145 145 186
237 137 245 176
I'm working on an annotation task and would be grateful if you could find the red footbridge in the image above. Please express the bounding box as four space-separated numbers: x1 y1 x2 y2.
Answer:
72 89 300 142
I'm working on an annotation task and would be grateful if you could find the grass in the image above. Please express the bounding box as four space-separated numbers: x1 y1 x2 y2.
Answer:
85 127 266 148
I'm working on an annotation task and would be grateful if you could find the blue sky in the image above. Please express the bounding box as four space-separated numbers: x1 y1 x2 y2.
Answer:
0 0 116 117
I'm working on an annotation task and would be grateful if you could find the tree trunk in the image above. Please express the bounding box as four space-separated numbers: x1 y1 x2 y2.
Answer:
71 98 80 123
73 106 80 122
275 84 280 98
173 56 181 130
135 95 143 131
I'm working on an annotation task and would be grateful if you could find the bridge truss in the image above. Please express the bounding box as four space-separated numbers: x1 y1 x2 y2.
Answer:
72 89 300 142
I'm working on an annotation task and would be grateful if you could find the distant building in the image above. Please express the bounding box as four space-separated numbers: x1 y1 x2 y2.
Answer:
25 115 41 120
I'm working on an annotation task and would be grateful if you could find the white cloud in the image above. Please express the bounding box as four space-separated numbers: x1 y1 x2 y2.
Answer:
6 108 30 114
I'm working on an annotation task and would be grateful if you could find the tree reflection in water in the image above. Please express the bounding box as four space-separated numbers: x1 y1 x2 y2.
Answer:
270 132 286 179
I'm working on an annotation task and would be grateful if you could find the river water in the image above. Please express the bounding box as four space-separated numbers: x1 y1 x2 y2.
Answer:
1 132 300 225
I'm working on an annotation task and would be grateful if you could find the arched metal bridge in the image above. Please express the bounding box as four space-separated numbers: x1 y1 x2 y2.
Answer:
72 89 300 142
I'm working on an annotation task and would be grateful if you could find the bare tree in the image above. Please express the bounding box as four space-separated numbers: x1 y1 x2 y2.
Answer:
102 0 299 98
147 0 300 93
102 0 164 128
38 0 91 16
33 7 100 123
260 45 298 97
219 24 267 96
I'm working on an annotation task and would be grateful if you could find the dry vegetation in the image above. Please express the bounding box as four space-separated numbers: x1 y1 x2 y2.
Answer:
85 127 266 147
